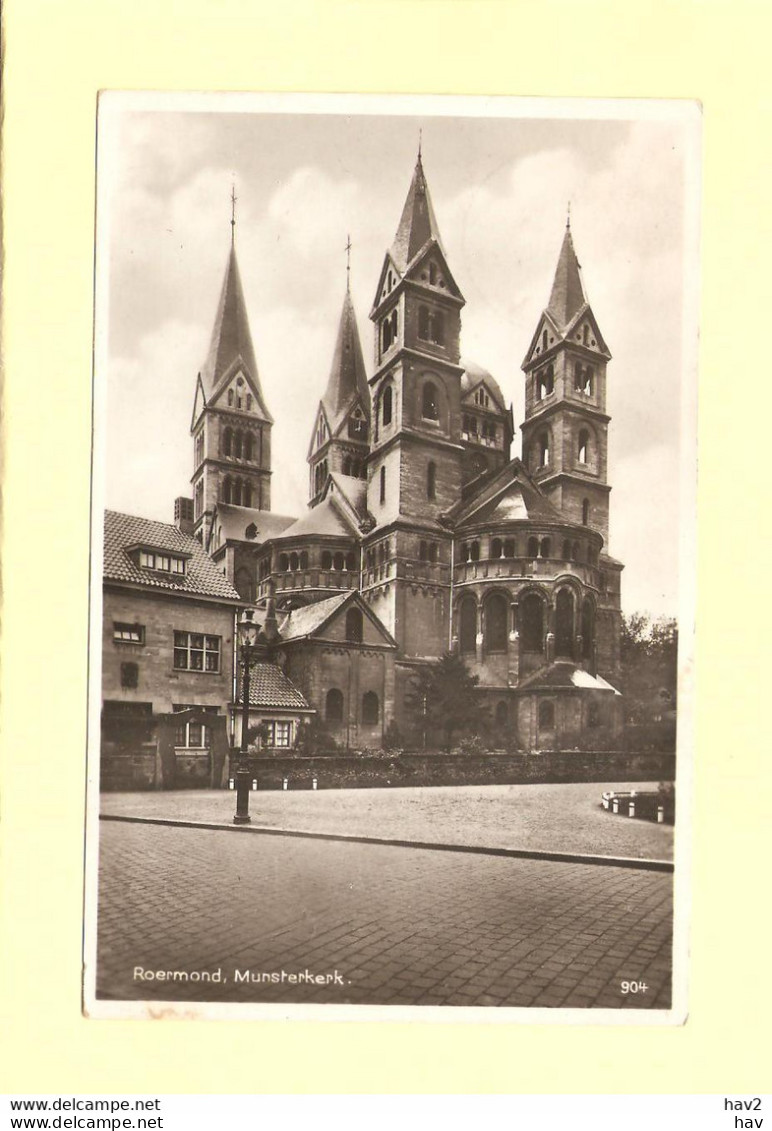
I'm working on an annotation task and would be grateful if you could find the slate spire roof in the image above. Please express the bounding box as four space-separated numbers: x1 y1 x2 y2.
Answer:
199 244 271 420
322 288 370 425
546 219 588 329
390 153 445 272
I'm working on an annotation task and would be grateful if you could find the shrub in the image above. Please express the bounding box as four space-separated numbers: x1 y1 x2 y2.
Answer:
457 733 487 756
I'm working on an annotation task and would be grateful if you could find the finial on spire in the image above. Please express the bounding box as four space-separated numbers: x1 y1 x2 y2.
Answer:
230 180 237 245
345 233 352 290
418 128 422 161
566 200 571 230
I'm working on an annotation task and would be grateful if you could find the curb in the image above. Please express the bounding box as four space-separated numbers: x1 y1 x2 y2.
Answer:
99 813 674 873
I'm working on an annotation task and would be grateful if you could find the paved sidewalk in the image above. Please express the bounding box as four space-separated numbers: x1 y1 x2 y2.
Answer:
96 821 673 1010
101 782 673 861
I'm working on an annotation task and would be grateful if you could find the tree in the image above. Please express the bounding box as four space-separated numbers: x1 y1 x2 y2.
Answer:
620 613 678 748
406 652 482 752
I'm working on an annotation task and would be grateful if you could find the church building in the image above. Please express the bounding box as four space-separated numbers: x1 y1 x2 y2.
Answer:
182 152 625 752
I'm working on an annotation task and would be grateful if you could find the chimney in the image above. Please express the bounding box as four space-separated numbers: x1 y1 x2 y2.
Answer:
174 497 195 535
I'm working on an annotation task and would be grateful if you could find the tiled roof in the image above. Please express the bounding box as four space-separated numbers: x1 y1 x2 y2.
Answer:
213 504 296 545
236 663 310 710
103 510 240 601
451 459 563 528
329 473 368 521
518 662 620 694
276 497 358 540
278 593 351 642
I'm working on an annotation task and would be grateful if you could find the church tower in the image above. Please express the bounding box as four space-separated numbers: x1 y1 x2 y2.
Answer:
362 151 465 657
190 217 273 545
520 217 613 544
308 261 371 505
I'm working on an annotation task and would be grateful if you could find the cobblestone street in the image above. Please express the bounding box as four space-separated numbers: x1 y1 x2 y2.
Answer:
96 821 672 1010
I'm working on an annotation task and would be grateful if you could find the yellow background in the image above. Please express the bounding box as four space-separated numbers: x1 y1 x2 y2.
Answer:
1 0 769 1094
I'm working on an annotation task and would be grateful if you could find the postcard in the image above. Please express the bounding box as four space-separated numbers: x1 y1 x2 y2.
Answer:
84 92 700 1020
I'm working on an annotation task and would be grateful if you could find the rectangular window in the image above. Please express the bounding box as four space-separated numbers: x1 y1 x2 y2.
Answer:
113 622 145 644
267 720 291 748
139 550 186 573
173 631 220 673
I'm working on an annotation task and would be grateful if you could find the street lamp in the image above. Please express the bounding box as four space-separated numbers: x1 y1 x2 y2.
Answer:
234 608 259 825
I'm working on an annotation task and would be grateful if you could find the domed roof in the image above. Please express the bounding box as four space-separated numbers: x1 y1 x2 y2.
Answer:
460 357 507 411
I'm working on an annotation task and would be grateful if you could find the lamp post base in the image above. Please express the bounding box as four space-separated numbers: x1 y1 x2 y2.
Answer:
233 766 252 825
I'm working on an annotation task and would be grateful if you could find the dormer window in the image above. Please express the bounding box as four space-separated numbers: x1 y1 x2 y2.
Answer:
137 549 187 575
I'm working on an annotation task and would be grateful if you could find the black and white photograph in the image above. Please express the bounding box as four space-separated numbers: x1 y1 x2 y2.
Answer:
85 94 699 1019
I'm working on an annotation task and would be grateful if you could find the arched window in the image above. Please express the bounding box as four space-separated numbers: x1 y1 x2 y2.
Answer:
582 498 590 525
222 428 232 457
469 540 480 562
427 461 436 500
233 479 243 506
540 537 551 558
289 552 299 571
573 540 581 561
422 382 439 421
243 482 253 507
246 393 252 411
555 588 575 658
380 465 386 504
432 311 445 344
538 700 555 729
233 431 243 459
382 384 393 426
299 551 309 570
485 593 508 653
495 700 508 728
279 553 289 572
333 552 345 572
520 593 545 652
538 432 550 467
419 540 427 561
541 329 548 351
459 597 477 653
362 691 379 725
321 550 332 571
429 262 437 285
588 545 599 567
243 432 253 461
578 429 590 464
582 599 595 659
428 543 438 564
228 389 234 407
222 476 231 503
527 536 539 559
346 552 356 572
345 607 363 643
503 539 515 558
326 688 344 723
562 539 572 560
382 317 392 353
537 365 554 400
418 306 430 339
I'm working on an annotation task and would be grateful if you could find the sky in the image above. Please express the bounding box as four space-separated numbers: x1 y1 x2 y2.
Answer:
98 97 697 618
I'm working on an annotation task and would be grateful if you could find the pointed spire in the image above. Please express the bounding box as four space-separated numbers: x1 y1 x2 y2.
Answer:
199 243 271 421
390 151 445 273
546 219 588 329
322 287 370 424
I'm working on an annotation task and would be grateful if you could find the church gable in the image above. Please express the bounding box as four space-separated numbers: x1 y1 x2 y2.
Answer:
190 373 207 431
373 253 403 311
404 245 462 301
314 596 397 649
564 307 611 359
210 363 272 421
523 312 564 369
307 404 332 459
330 396 369 442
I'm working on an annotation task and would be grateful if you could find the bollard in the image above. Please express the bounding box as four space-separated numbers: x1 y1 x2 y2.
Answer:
312 776 318 791
628 800 635 818
657 805 664 824
228 777 235 790
282 777 288 791
252 779 258 791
